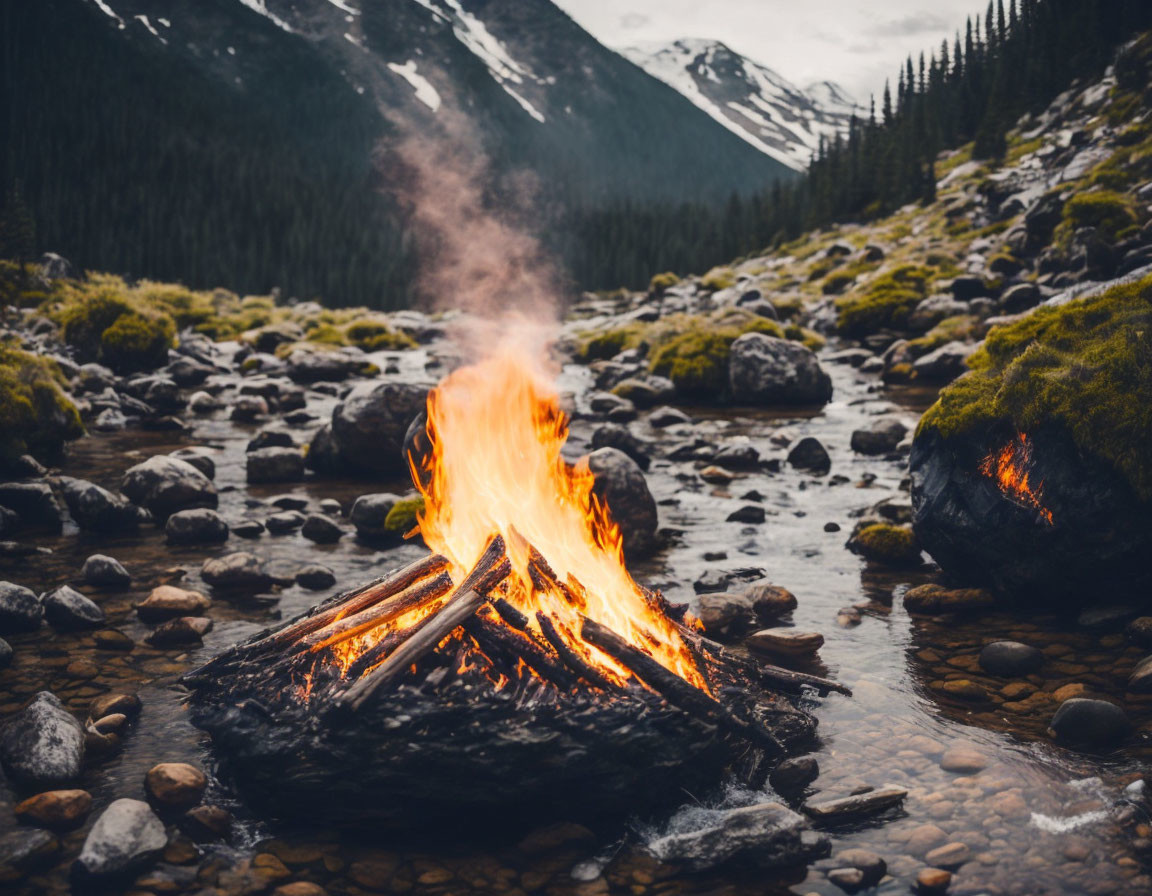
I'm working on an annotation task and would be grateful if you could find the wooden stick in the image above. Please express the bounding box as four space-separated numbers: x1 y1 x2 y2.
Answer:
580 616 784 755
299 572 453 653
338 536 509 710
464 615 577 690
527 548 586 611
536 611 618 691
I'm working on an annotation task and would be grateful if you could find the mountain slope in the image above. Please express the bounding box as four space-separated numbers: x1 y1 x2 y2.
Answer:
0 0 799 307
622 39 861 171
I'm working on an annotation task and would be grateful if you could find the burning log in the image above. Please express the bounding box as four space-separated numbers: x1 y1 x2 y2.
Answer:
536 611 619 692
337 535 510 710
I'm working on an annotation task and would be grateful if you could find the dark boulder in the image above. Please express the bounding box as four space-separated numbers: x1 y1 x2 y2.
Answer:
728 334 832 406
585 448 658 557
246 447 305 484
0 482 62 532
911 425 1152 602
590 424 651 471
850 419 908 455
349 493 404 538
978 641 1043 677
301 513 343 544
42 585 104 630
1049 698 1130 748
0 582 43 633
200 553 271 592
57 477 142 531
327 382 427 476
121 456 217 517
787 437 831 474
165 509 229 545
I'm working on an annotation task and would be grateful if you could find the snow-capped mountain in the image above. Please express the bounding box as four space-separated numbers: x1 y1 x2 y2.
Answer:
623 39 862 171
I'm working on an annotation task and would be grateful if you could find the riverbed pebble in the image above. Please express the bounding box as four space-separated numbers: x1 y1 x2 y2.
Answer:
14 790 93 830
146 762 208 808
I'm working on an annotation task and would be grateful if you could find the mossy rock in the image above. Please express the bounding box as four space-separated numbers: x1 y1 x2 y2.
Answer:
649 271 680 295
650 318 783 399
848 523 921 567
345 320 416 351
836 265 934 338
574 323 647 362
1059 190 1139 243
700 268 736 292
384 497 424 536
100 311 175 373
0 345 84 463
918 271 1152 500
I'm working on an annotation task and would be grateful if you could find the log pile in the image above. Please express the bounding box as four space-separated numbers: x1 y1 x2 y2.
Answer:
183 536 846 830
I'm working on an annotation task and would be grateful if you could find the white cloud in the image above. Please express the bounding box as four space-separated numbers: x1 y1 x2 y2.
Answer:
554 0 979 101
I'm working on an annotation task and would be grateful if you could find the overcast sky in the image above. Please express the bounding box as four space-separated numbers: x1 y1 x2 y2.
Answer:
553 0 982 102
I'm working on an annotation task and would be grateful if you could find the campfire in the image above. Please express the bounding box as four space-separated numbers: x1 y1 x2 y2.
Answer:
980 432 1054 525
184 347 843 828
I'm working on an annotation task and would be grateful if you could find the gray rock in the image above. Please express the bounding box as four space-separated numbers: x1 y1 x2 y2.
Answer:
1049 699 1130 748
200 553 271 592
611 376 676 408
696 593 758 637
769 756 819 796
0 637 11 669
296 565 337 590
73 799 166 881
349 493 403 537
330 381 427 475
165 508 229 545
301 513 343 544
246 429 295 452
246 447 305 484
787 437 831 473
586 448 658 557
834 848 887 888
187 391 221 414
81 554 131 589
728 334 832 406
803 786 908 822
647 406 692 428
121 456 217 516
590 424 650 471
92 408 127 431
727 505 765 524
0 504 18 537
229 395 269 422
285 348 365 383
1000 282 1043 312
912 341 977 382
145 616 212 647
266 510 305 533
950 276 990 301
978 641 1043 677
0 481 62 532
0 692 84 786
0 828 60 875
0 581 43 633
909 294 969 332
648 802 828 872
169 448 216 480
42 585 104 630
850 419 908 455
1129 656 1152 694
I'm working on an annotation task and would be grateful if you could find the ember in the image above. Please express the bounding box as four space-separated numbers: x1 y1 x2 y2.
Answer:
979 432 1054 525
183 341 845 827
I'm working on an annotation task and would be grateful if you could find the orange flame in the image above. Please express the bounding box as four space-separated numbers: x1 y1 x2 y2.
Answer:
979 432 1054 525
411 344 707 690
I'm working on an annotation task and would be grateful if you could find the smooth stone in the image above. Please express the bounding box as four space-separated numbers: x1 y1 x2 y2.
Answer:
296 565 337 591
939 745 988 774
747 628 825 657
41 585 105 630
349 493 403 537
744 581 799 618
0 828 60 874
145 617 212 648
0 637 11 669
925 842 970 869
699 465 737 484
647 801 827 872
1129 655 1152 694
696 593 757 637
769 756 820 795
0 692 84 786
787 437 831 473
90 693 141 720
978 641 1043 676
181 805 233 842
850 419 908 455
73 798 167 880
727 505 766 524
145 763 208 809
165 508 229 544
80 554 131 589
14 789 93 830
827 867 865 891
121 456 217 516
903 584 995 614
0 581 43 633
135 586 211 622
200 553 271 592
648 406 691 428
802 786 907 822
1050 699 1131 748
916 867 952 894
232 520 265 538
835 848 887 886
266 510 306 533
247 447 306 484
92 713 129 734
301 513 343 544
56 477 141 531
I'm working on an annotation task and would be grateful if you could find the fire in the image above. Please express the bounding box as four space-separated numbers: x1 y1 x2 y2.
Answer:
979 432 1054 525
411 345 707 690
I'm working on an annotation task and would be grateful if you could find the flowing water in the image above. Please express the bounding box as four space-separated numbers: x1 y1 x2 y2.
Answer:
2 344 1150 895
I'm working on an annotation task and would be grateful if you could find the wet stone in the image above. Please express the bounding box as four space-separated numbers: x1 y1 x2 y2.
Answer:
916 867 952 894
0 828 60 876
266 510 306 534
0 637 11 669
301 513 344 544
136 585 211 622
904 584 995 614
145 616 212 648
73 798 167 881
978 641 1043 677
939 745 988 774
770 756 820 796
201 552 271 592
0 581 43 633
181 805 233 842
165 508 229 544
232 519 265 538
726 505 766 524
81 553 131 589
787 437 831 473
803 787 908 823
145 762 208 809
296 565 337 590
925 842 971 869
747 628 824 658
835 848 887 887
42 584 105 630
1128 655 1152 694
14 789 93 830
90 692 142 720
1050 698 1131 748
744 581 798 618
0 691 84 787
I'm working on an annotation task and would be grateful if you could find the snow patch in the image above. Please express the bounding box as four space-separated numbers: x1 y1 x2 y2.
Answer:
387 61 441 112
157 17 171 27
503 86 545 123
343 32 364 49
90 0 123 25
408 0 534 89
324 0 360 14
236 0 293 33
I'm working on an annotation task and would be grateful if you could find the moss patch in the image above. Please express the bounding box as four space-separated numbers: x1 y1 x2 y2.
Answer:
918 271 1152 499
850 523 921 566
0 344 84 462
1057 190 1140 244
384 497 424 536
649 271 680 294
836 264 934 337
648 316 782 398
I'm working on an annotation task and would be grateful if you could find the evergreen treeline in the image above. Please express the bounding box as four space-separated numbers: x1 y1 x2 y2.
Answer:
568 0 1152 290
